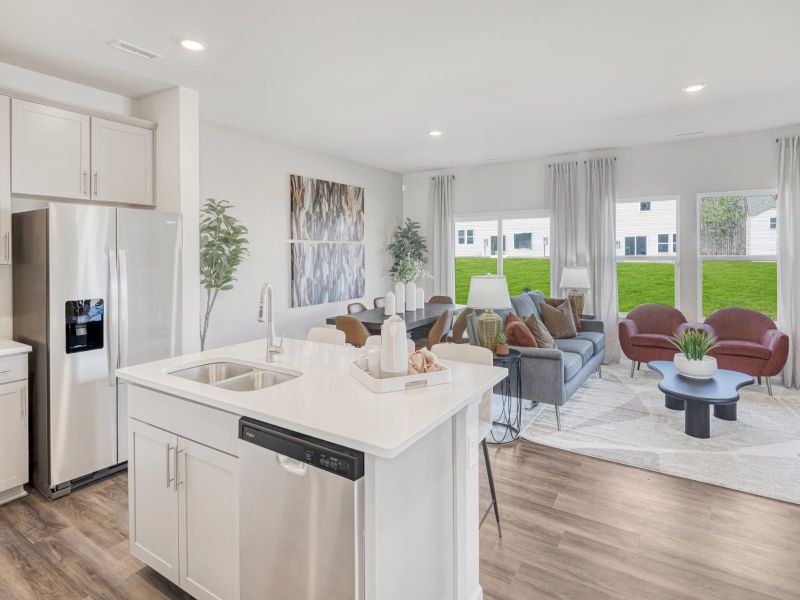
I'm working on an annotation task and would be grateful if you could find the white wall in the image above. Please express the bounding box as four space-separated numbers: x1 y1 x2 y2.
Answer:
403 124 800 321
199 120 403 348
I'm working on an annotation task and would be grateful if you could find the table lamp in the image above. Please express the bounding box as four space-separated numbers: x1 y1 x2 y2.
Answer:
559 266 590 315
467 275 512 350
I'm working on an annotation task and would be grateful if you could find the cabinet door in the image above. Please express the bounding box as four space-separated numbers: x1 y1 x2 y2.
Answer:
11 99 90 200
128 418 180 584
0 381 27 492
91 117 153 206
0 95 10 265
178 438 239 600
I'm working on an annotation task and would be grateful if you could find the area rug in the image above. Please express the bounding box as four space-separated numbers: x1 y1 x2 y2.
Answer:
520 361 800 504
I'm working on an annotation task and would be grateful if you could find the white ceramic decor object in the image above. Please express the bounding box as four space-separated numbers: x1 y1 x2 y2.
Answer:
674 353 718 380
416 287 425 307
367 348 381 378
406 281 417 311
394 282 405 313
384 291 395 315
380 315 408 378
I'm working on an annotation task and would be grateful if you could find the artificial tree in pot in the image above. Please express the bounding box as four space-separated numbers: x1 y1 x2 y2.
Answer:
199 198 249 351
669 329 719 379
388 218 429 309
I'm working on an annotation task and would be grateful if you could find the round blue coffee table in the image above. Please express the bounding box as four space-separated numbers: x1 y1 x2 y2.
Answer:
648 361 754 439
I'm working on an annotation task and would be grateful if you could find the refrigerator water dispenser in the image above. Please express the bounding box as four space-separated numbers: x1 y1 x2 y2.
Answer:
65 299 104 354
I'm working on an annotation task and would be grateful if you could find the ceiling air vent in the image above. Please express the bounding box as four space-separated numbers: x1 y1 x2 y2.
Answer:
108 39 162 60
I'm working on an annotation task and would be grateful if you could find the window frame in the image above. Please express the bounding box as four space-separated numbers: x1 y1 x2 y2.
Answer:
695 189 777 319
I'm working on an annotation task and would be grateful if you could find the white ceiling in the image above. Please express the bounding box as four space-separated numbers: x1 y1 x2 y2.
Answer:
2 0 800 173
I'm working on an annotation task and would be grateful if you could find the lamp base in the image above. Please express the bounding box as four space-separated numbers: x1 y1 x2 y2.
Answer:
477 309 502 351
567 289 585 315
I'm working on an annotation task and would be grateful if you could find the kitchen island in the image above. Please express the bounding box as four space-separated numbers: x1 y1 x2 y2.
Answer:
116 337 506 600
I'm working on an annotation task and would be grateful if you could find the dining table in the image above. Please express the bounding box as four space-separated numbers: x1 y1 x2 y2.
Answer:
325 302 460 334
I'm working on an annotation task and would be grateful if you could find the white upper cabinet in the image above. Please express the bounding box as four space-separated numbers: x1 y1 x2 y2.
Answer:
11 99 91 200
0 95 10 265
91 117 153 206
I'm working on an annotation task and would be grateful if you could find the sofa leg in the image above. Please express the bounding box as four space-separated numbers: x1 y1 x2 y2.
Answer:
766 377 773 397
555 405 562 431
597 365 603 379
630 361 636 378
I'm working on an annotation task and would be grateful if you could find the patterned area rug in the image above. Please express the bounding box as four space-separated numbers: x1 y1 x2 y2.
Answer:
520 360 800 504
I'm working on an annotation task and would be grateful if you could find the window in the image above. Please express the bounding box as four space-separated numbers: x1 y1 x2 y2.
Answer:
513 232 532 250
616 197 678 312
770 217 777 230
699 192 777 319
458 229 465 244
454 216 551 304
672 233 677 252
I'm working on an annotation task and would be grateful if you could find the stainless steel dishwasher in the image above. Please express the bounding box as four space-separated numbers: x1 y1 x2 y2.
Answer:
238 417 365 600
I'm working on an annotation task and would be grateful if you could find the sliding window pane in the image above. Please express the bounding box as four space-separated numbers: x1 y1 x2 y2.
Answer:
454 220 498 304
501 217 551 296
702 260 777 319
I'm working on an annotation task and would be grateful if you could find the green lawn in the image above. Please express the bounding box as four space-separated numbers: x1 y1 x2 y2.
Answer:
454 257 777 318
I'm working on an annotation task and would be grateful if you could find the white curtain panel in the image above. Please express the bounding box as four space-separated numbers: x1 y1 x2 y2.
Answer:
585 158 621 364
432 175 455 299
548 161 582 298
777 136 800 388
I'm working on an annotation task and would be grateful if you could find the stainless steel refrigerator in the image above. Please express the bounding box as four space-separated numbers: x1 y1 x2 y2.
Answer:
12 203 182 499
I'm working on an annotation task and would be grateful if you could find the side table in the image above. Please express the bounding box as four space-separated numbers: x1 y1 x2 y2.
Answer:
489 349 523 444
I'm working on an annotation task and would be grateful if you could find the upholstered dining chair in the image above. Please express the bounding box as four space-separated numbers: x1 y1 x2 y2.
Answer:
347 302 368 314
423 308 453 349
428 295 454 304
449 309 473 343
335 316 371 347
431 342 501 537
373 297 385 309
306 327 346 346
365 335 415 354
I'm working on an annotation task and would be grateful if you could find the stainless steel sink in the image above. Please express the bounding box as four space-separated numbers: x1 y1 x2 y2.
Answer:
171 362 254 384
168 361 299 391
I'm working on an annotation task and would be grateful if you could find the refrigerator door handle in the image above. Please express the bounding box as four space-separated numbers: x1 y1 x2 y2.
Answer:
108 249 119 387
118 249 130 369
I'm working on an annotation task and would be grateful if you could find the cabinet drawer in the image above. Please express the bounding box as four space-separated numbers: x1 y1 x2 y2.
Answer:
0 354 27 385
127 385 239 457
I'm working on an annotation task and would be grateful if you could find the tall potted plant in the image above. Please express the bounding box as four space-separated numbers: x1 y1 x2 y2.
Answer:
199 199 249 350
388 218 428 310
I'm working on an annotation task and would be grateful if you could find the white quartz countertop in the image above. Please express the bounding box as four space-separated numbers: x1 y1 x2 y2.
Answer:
116 338 506 458
0 339 32 357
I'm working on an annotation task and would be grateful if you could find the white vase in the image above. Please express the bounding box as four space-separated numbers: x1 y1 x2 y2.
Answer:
406 281 417 311
674 353 717 379
416 286 425 307
381 315 408 378
384 291 395 314
394 282 405 313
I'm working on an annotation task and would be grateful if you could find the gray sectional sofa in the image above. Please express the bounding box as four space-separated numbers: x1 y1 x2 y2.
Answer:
468 291 605 430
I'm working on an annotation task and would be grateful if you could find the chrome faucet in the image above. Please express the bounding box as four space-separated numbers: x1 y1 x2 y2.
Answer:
257 283 283 362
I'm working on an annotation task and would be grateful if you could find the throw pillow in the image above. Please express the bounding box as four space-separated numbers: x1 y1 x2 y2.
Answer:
545 297 582 331
524 313 555 349
541 301 578 339
506 319 537 347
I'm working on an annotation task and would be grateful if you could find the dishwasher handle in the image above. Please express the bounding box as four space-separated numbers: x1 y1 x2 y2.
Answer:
277 454 308 476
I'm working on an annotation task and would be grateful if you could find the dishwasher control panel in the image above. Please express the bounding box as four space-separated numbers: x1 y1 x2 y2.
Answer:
239 417 365 481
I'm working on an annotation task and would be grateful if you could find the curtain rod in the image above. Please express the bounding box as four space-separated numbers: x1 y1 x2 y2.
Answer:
546 157 616 167
430 175 456 180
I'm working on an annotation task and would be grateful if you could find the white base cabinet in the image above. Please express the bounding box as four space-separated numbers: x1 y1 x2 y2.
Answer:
0 353 29 505
1 95 11 265
129 417 239 600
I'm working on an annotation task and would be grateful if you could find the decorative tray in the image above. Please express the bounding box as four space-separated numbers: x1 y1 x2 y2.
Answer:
349 360 452 393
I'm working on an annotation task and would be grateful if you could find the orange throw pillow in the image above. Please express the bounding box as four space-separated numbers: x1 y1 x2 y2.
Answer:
507 320 538 347
545 297 582 331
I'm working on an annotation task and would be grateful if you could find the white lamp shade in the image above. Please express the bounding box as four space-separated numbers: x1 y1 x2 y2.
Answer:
467 275 512 309
559 267 590 289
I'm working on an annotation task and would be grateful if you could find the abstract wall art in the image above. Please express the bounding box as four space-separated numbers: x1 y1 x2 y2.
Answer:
290 174 364 241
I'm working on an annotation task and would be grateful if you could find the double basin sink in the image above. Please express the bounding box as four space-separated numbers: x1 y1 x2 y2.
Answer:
169 361 298 392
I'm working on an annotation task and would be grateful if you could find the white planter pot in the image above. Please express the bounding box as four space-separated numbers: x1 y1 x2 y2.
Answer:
674 353 717 379
406 281 417 311
394 282 405 313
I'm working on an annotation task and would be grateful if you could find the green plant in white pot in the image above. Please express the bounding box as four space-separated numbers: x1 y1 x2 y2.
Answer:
387 218 429 311
669 329 719 379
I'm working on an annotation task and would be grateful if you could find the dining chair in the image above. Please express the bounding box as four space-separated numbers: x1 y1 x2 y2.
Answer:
428 295 454 304
430 342 501 537
449 308 473 343
306 327 346 346
347 302 368 314
420 308 453 349
365 335 415 354
373 297 385 309
335 316 371 347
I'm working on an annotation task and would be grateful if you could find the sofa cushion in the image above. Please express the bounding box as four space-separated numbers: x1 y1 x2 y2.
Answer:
510 294 537 319
524 313 555 349
576 331 605 353
506 315 537 347
526 291 546 318
541 301 578 339
562 351 583 381
631 333 674 349
545 297 582 331
714 340 772 361
554 338 593 365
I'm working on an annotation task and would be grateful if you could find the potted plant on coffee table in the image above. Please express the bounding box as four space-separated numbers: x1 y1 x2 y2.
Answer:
495 333 510 356
669 329 719 379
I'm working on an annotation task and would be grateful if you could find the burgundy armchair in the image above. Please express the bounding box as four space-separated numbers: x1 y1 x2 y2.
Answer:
702 308 788 396
619 304 688 376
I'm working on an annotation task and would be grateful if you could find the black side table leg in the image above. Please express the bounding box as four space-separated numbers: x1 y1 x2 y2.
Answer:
685 401 710 438
714 403 737 421
665 395 685 411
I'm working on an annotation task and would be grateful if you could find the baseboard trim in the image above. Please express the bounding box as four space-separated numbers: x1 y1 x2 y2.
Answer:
0 485 27 506
469 584 484 600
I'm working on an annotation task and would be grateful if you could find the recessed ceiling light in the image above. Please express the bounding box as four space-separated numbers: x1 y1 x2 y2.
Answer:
682 82 706 93
428 130 442 137
180 39 206 51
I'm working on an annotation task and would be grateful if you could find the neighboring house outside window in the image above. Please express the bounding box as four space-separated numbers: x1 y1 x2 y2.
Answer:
514 232 532 250
640 201 651 212
770 217 777 230
457 229 475 245
458 229 465 244
624 235 647 256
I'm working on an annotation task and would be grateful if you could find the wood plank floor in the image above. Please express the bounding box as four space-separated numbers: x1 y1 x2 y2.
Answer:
0 441 798 599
